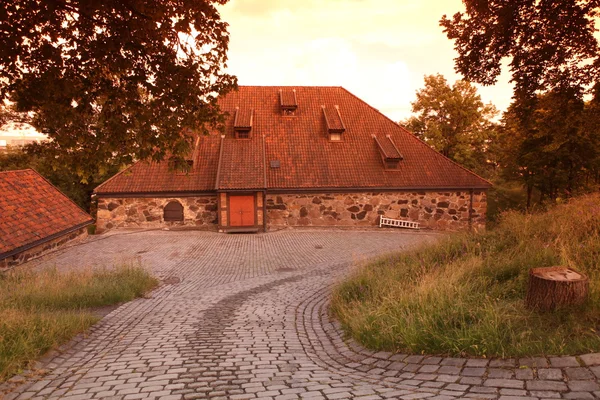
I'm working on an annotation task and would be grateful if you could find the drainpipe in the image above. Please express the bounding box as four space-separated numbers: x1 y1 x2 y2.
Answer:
469 189 474 230
262 134 268 232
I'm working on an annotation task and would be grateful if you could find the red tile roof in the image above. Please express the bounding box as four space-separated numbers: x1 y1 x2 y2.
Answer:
322 105 346 133
0 169 93 259
234 108 253 130
374 134 403 160
95 86 491 195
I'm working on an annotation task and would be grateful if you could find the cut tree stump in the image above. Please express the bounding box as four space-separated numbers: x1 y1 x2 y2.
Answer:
525 266 589 311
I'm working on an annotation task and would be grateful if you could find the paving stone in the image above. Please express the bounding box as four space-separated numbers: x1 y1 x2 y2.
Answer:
580 353 600 366
2 230 600 400
537 369 563 381
563 392 594 399
465 359 489 368
484 379 524 389
526 381 568 392
461 368 485 377
567 380 600 391
548 357 579 368
514 369 533 380
488 369 514 379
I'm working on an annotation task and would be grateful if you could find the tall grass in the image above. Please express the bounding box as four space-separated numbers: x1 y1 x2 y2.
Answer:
0 265 158 381
331 193 600 358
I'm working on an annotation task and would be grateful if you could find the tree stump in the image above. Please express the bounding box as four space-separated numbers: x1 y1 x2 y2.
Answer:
525 266 589 311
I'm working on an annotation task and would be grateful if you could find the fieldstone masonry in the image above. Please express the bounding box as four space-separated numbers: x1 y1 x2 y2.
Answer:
96 191 487 233
267 191 487 230
0 228 88 271
96 196 218 233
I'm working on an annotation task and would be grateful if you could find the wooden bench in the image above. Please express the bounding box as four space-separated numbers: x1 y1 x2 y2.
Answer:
379 216 420 230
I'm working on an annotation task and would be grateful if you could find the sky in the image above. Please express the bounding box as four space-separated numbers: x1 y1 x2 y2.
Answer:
2 0 516 139
218 0 515 122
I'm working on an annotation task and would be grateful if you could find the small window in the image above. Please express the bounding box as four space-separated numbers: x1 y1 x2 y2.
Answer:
236 130 250 139
329 133 342 142
385 160 400 169
164 201 184 222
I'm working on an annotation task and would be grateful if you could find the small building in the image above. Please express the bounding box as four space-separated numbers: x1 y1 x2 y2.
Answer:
0 169 93 269
94 86 490 233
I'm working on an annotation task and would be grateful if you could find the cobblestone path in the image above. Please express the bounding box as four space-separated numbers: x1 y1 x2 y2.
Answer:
5 230 600 400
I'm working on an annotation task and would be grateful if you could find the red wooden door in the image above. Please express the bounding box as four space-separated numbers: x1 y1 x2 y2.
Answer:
229 195 255 227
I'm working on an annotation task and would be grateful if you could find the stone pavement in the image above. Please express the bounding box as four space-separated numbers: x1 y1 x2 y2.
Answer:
4 229 600 400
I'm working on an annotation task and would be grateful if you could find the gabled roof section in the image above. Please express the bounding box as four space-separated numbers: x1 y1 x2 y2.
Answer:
0 169 93 260
94 86 491 195
374 134 403 160
322 105 346 133
233 108 253 131
95 134 221 194
279 89 298 111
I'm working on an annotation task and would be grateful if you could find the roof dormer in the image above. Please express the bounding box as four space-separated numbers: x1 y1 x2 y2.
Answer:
373 134 403 169
322 105 346 141
279 89 298 115
233 107 253 139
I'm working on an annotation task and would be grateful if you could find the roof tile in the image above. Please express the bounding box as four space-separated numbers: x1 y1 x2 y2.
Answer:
0 169 93 258
95 86 491 194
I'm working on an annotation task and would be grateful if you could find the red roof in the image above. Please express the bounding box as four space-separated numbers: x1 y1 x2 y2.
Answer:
95 86 491 194
0 169 93 259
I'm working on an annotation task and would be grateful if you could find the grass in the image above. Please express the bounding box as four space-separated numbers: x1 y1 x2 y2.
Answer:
331 193 600 358
0 264 158 381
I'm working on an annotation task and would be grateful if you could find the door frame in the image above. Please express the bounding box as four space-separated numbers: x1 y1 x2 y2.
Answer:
227 193 256 227
220 191 260 233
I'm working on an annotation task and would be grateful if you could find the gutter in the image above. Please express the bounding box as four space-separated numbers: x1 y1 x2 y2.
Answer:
0 220 93 261
215 134 225 190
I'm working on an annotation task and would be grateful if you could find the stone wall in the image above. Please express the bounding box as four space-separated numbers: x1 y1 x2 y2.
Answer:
266 191 487 230
1 227 88 271
96 196 218 233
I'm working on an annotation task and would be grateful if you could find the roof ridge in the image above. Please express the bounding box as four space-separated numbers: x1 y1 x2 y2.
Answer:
0 168 35 175
94 162 141 193
237 85 344 89
339 87 492 188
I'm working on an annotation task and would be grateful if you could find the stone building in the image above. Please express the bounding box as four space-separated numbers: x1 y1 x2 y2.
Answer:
94 86 490 233
0 169 93 269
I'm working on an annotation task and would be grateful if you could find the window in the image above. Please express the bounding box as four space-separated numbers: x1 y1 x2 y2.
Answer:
329 133 342 142
385 160 400 169
236 130 250 139
164 201 184 222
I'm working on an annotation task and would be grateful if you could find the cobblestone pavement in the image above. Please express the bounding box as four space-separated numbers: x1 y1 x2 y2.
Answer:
5 229 600 400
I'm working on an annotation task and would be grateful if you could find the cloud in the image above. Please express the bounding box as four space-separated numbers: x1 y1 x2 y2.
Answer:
219 0 513 120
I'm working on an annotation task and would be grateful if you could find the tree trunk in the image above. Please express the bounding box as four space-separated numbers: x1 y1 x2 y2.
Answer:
526 267 589 311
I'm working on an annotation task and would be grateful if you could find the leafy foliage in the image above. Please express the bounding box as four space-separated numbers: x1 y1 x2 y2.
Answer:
0 144 120 211
0 0 237 180
401 74 498 176
499 88 600 207
440 0 600 99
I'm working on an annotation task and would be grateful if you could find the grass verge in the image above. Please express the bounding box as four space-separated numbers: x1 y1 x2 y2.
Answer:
331 193 600 358
0 264 158 381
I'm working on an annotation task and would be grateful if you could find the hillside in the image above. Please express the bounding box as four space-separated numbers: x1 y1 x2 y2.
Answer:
332 193 600 357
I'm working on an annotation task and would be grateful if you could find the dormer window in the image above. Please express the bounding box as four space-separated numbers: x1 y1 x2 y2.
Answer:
234 107 253 139
322 105 346 141
280 89 298 115
374 134 403 170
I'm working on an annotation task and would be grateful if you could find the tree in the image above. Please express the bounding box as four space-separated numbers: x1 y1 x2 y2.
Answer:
0 0 237 180
401 74 498 176
499 87 600 208
440 0 600 101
